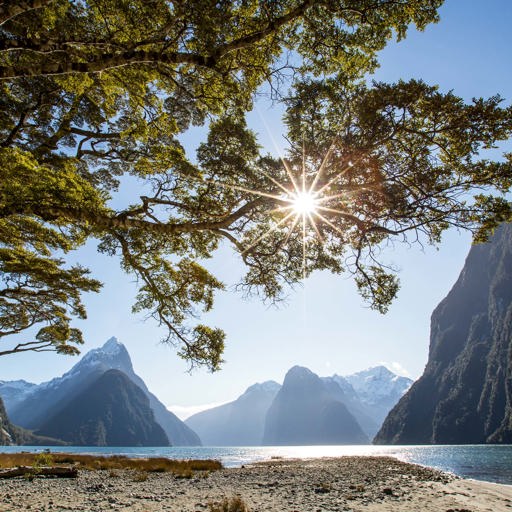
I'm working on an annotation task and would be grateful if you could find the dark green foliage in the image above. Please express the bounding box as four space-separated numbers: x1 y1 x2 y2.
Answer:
1 0 511 369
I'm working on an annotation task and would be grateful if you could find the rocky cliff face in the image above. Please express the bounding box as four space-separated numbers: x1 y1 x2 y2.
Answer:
0 397 66 446
36 369 169 446
0 396 18 445
375 224 512 444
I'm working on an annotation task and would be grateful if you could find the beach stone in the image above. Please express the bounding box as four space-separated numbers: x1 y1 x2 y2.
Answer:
0 456 509 512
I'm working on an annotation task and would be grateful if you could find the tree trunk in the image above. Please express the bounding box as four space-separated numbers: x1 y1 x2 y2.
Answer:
0 466 78 478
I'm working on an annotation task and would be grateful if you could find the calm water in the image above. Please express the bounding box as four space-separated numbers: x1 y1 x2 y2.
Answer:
1 445 511 485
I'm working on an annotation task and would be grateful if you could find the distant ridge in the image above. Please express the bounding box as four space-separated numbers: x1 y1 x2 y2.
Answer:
186 381 281 445
0 397 66 446
344 366 412 428
0 380 37 412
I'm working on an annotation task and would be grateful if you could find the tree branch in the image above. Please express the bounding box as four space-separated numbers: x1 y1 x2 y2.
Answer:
0 0 320 79
0 197 268 236
0 340 54 357
0 0 53 26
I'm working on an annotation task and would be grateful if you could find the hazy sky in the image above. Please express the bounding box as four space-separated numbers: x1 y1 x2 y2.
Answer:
1 0 511 418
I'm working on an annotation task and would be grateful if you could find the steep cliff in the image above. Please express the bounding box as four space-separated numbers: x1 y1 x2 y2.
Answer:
0 396 20 445
0 397 65 446
375 224 512 444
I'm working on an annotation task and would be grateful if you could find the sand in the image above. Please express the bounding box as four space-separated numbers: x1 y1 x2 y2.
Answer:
0 456 511 511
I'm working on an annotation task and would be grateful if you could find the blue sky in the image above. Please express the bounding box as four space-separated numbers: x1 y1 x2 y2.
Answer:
1 0 511 417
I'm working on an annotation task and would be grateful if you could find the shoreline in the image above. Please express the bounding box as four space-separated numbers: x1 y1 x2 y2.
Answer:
3 443 511 484
0 455 511 511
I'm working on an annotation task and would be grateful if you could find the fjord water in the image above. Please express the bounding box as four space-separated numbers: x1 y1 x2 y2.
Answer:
2 445 511 484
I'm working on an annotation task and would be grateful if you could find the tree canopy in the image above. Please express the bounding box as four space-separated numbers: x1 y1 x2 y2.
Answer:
1 0 511 369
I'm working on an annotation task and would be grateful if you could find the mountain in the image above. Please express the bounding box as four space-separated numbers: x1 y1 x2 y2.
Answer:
7 337 201 446
263 366 369 445
186 381 281 445
0 380 37 412
375 224 512 444
184 366 410 445
36 370 169 446
321 374 380 438
344 366 412 427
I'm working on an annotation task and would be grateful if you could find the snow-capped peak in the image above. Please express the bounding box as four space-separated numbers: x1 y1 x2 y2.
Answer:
101 336 123 354
79 337 128 365
36 337 132 392
344 366 413 406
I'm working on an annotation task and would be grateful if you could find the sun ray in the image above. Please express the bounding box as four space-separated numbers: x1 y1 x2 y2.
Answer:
313 156 365 198
316 191 350 204
195 134 368 281
308 137 338 194
283 213 301 246
302 137 306 194
316 190 354 204
317 183 378 204
302 211 307 279
241 210 296 255
268 204 294 215
317 205 357 217
315 211 347 236
282 157 301 196
307 211 323 242
258 167 294 197
255 105 301 194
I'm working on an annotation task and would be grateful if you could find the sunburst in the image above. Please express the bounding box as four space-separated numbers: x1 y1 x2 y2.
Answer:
203 139 361 279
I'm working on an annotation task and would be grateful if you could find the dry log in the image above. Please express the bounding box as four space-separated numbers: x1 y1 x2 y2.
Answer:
0 465 78 478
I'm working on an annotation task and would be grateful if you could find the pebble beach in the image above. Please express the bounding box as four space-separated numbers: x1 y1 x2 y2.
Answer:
1 456 511 512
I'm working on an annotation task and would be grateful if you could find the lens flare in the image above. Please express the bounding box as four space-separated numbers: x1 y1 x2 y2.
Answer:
291 191 318 215
201 137 366 280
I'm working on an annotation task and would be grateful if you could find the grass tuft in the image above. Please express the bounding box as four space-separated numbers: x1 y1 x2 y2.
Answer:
208 496 249 512
132 470 149 482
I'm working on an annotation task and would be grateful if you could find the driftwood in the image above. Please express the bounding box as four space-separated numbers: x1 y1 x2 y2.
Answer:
0 465 78 479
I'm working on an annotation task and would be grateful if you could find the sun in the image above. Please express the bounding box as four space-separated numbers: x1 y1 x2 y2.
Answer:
291 191 318 215
200 137 358 278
